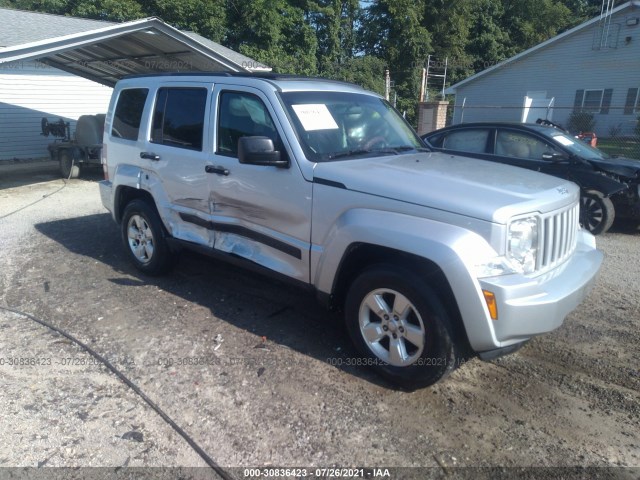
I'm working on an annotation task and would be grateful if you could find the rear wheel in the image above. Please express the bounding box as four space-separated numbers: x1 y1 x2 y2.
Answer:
345 264 460 389
59 150 79 179
580 190 614 235
121 200 174 275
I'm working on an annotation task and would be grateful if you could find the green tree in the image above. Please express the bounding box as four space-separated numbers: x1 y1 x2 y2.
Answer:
421 0 475 86
307 0 359 75
465 0 511 72
5 0 144 20
502 0 573 51
3 0 72 15
226 0 318 75
70 0 145 22
149 0 227 43
322 55 386 95
561 0 601 23
359 0 431 120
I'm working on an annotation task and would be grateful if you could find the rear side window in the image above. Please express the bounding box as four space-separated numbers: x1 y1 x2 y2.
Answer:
152 88 207 151
442 129 490 154
112 88 148 141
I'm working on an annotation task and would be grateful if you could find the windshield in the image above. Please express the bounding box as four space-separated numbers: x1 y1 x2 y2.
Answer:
280 91 426 161
550 132 610 160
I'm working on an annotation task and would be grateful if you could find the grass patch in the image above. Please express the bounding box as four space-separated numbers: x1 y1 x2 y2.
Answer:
597 137 640 159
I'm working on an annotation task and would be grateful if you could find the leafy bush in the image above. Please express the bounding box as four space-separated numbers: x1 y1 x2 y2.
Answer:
567 111 596 134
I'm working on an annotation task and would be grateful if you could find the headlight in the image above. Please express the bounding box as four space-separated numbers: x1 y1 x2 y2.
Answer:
507 217 538 274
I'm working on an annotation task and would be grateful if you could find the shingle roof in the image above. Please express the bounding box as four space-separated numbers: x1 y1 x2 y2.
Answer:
0 8 113 48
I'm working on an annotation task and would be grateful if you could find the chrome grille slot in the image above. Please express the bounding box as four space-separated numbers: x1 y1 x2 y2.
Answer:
537 203 579 272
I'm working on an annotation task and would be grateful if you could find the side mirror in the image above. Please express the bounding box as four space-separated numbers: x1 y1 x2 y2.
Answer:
542 152 569 162
238 136 289 168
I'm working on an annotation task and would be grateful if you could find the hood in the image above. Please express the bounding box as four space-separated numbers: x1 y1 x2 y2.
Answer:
313 152 579 224
587 156 640 179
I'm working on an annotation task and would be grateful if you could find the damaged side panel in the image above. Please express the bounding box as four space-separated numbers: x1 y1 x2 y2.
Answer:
141 169 214 248
214 231 305 280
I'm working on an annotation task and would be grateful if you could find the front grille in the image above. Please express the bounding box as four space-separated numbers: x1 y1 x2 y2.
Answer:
536 203 579 271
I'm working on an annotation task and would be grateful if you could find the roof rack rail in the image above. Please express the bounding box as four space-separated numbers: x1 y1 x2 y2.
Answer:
122 71 360 88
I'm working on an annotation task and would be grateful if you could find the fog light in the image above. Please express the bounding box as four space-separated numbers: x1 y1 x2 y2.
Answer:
483 290 498 320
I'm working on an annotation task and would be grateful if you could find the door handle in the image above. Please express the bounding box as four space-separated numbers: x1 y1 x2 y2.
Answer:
140 152 160 161
205 165 230 176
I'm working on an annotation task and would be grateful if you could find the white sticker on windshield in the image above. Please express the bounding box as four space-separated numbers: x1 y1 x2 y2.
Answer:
292 104 339 131
555 135 575 146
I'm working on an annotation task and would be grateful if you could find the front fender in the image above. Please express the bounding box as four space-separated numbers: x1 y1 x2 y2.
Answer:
312 209 501 350
570 170 627 197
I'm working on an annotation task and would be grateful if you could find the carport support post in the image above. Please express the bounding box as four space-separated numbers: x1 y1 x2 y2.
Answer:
417 101 449 136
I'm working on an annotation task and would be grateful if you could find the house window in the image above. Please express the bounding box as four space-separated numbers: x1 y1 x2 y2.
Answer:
624 88 639 115
583 90 604 112
573 89 613 114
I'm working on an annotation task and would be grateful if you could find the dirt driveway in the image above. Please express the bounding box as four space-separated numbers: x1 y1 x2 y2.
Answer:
0 171 638 479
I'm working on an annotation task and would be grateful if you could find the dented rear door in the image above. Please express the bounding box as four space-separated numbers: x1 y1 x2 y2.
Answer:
142 82 215 247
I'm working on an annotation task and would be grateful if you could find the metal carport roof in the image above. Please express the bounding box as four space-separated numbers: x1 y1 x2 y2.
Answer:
0 10 270 87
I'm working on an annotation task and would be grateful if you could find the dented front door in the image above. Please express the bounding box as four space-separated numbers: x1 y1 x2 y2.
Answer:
206 86 313 283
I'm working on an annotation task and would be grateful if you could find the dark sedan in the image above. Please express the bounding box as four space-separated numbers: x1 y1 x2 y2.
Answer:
423 122 640 234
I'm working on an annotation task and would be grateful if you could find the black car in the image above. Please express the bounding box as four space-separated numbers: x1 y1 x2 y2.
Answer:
423 122 640 234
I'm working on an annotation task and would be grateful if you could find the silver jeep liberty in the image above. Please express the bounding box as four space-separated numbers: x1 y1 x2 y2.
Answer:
99 73 603 388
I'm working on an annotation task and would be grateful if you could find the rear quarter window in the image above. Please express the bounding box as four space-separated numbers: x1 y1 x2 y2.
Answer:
151 88 207 151
112 88 148 141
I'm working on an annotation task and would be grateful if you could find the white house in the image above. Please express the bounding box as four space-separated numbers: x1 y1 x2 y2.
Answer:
446 1 640 137
0 8 268 161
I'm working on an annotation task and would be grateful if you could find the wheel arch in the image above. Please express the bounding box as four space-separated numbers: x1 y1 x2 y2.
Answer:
331 243 472 353
114 185 156 224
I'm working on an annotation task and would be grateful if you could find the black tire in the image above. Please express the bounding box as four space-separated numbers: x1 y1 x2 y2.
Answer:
59 150 80 179
580 190 615 235
345 264 461 389
121 199 174 275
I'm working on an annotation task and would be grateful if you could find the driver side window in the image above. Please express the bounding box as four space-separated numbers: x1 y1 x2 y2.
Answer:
496 130 561 160
217 91 279 157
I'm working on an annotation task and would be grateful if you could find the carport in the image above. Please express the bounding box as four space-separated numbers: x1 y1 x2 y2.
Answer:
0 14 270 87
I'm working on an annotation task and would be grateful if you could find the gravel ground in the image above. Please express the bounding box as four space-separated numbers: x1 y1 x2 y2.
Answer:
0 171 638 479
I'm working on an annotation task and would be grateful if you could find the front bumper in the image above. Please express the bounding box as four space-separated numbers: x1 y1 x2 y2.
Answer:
478 230 603 346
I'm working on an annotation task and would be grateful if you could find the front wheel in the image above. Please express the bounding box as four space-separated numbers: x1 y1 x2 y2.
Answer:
121 200 174 275
345 265 461 389
580 190 614 235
